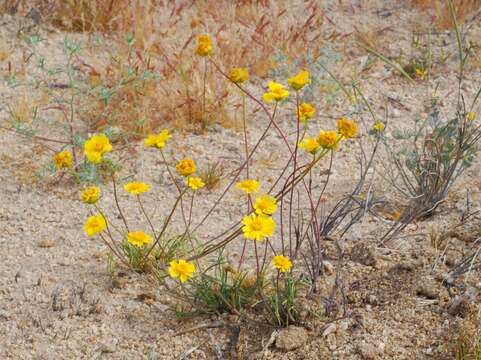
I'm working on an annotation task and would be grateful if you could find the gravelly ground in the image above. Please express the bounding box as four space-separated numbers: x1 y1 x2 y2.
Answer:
1 1 481 359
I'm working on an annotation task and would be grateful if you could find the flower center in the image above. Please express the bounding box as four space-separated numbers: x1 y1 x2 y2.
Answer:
177 265 188 274
251 220 263 231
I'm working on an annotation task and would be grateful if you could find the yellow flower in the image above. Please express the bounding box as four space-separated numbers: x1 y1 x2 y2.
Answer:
466 112 476 121
288 70 310 90
299 137 320 155
317 130 341 149
84 134 112 163
187 176 205 190
84 215 107 237
373 122 386 132
144 129 171 149
272 255 293 273
176 158 197 177
254 194 277 215
89 74 101 87
127 231 152 247
80 186 101 204
415 68 427 78
236 179 260 194
53 150 73 169
229 68 249 83
262 81 289 103
195 35 213 57
242 214 276 241
168 259 196 283
298 102 315 123
124 182 150 195
337 118 358 139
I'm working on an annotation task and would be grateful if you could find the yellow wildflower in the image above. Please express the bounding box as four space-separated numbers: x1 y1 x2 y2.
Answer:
298 102 316 123
317 130 341 149
187 177 205 190
176 158 197 177
337 118 358 139
373 122 386 132
195 35 213 57
236 179 260 194
124 182 150 195
84 215 107 237
84 134 112 163
388 210 401 221
254 194 277 215
80 186 101 204
272 255 293 273
415 68 427 78
53 150 73 169
299 137 320 155
127 231 152 247
466 112 476 121
229 68 249 83
144 129 171 149
89 74 101 87
288 70 310 90
242 214 276 241
262 81 289 103
168 259 196 283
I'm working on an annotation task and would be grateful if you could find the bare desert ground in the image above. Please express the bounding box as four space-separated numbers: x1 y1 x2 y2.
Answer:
1 1 481 359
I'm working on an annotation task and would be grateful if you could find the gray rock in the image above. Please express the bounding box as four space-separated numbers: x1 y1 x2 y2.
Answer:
322 323 336 337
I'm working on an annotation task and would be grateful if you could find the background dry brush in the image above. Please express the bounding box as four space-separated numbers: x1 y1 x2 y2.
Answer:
1 0 481 358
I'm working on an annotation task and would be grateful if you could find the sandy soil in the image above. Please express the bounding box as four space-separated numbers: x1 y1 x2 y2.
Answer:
1 1 481 359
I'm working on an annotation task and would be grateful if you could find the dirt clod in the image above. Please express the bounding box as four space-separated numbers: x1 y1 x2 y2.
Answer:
417 277 440 299
357 341 379 360
37 238 55 248
275 326 308 351
351 242 377 267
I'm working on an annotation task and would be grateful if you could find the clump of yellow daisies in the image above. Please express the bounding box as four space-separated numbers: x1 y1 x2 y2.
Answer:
81 126 198 284
52 132 113 174
78 47 374 324
259 70 360 158
236 179 293 274
299 117 359 155
237 179 275 241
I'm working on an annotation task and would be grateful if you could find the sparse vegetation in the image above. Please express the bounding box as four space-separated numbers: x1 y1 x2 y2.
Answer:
1 0 481 358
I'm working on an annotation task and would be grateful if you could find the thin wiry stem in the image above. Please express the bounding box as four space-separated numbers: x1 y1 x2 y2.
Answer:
144 189 186 259
111 174 129 232
137 195 159 241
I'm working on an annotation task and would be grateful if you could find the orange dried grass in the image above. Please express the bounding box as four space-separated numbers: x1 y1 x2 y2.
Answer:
411 0 481 29
8 0 329 133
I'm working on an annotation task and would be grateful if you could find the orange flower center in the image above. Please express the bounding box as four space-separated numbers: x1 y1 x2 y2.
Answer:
251 220 263 231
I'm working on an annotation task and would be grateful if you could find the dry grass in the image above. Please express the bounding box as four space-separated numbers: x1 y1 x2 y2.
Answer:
411 0 481 29
448 311 481 359
3 0 332 133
